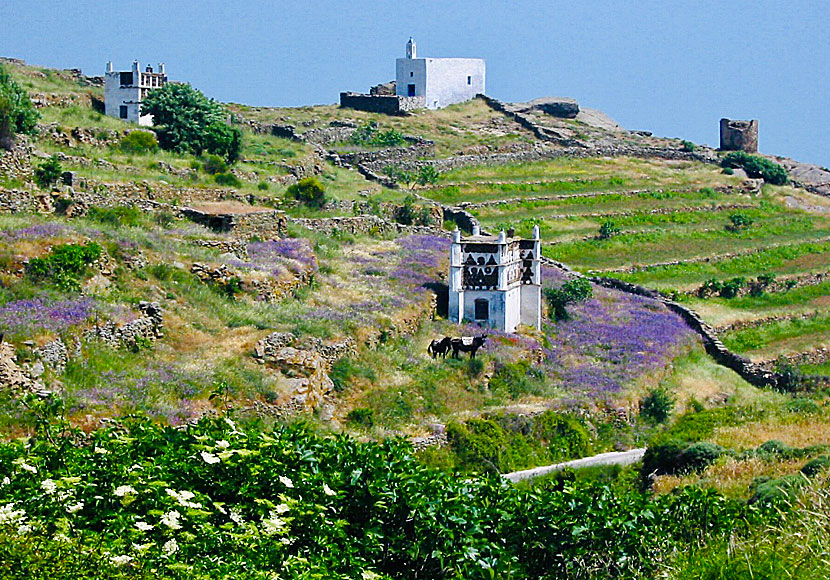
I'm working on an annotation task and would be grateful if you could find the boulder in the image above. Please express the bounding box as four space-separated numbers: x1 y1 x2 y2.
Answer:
529 97 580 118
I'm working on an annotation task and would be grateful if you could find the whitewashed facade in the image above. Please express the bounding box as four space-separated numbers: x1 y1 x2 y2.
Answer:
395 38 485 109
449 225 541 333
104 61 167 126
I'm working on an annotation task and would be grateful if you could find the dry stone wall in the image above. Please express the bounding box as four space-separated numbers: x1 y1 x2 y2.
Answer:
84 302 163 350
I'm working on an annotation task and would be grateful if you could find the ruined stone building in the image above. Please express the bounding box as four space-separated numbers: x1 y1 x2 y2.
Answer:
449 225 541 333
396 38 485 109
720 118 758 153
104 61 167 126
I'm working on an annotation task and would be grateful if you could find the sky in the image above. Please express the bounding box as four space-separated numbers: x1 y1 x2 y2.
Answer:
2 0 828 167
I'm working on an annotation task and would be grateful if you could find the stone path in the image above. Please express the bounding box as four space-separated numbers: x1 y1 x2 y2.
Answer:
503 448 646 483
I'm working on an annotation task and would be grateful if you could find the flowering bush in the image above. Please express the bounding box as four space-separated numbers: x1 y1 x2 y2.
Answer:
0 415 763 579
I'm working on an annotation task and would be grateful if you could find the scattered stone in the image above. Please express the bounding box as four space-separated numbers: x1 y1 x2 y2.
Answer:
528 97 580 118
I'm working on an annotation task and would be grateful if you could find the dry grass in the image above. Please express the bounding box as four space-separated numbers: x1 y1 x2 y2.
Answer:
713 416 830 450
653 456 807 499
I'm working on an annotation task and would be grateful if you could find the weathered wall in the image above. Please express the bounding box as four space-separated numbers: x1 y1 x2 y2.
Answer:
396 58 485 109
720 118 758 153
339 92 425 115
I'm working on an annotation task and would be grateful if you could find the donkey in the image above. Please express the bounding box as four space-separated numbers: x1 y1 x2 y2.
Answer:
427 337 452 359
450 335 488 359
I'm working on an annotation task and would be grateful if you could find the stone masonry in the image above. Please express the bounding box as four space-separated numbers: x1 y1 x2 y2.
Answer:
720 118 758 153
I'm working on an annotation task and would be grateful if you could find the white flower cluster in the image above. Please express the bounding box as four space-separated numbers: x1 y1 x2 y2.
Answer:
65 501 84 514
135 521 153 532
160 510 182 530
113 485 137 497
40 479 57 495
279 475 294 488
0 502 27 527
162 538 178 556
166 488 202 509
110 554 132 566
200 451 220 464
261 511 287 536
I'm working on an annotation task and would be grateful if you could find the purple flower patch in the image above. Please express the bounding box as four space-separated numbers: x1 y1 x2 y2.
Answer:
0 297 99 337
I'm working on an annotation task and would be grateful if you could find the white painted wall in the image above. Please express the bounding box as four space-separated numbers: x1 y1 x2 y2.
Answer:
396 57 485 109
424 58 485 109
104 62 165 126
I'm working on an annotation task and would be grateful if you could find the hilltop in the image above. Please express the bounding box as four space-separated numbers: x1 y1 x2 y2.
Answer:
0 56 828 579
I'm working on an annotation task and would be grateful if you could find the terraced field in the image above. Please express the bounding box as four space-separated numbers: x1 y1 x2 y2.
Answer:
443 158 830 373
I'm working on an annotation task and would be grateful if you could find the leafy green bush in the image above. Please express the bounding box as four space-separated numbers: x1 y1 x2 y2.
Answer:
0 64 39 149
214 172 242 188
118 130 158 154
350 121 407 148
395 195 431 226
446 418 508 473
34 155 62 189
749 474 807 505
383 164 414 186
680 140 697 152
140 83 242 161
678 442 726 472
598 220 620 240
721 151 788 185
489 360 545 398
287 177 326 208
642 440 725 478
801 455 830 477
544 277 593 321
202 154 228 175
27 242 102 291
0 413 768 579
726 212 754 231
640 386 675 423
416 165 440 186
718 277 746 298
345 407 375 429
532 411 592 461
257 181 269 191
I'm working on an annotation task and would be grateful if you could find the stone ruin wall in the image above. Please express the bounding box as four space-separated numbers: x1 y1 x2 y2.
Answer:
720 118 758 153
339 92 425 115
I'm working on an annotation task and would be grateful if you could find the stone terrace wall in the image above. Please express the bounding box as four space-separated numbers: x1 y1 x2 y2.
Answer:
339 92 425 115
289 214 444 238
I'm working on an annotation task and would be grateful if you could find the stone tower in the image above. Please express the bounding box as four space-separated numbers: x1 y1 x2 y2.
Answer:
720 118 758 153
448 225 541 333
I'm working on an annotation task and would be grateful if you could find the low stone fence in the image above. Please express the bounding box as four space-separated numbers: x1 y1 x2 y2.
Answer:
289 215 444 238
339 92 425 115
336 140 434 167
181 207 287 238
84 302 163 350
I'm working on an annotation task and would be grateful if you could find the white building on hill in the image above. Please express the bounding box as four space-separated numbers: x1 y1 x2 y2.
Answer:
396 38 485 110
104 61 167 126
449 225 541 333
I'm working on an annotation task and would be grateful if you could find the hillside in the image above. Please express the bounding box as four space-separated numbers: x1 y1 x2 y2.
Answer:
0 57 828 579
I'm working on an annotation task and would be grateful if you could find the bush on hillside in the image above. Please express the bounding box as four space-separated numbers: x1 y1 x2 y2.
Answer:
544 277 593 321
214 172 242 188
680 140 697 152
533 411 592 461
140 83 242 161
27 242 102 291
34 155 63 189
749 474 807 505
0 64 39 150
598 220 620 240
287 177 326 208
640 386 675 424
801 455 830 477
86 206 142 227
118 130 158 154
721 151 788 185
202 154 228 175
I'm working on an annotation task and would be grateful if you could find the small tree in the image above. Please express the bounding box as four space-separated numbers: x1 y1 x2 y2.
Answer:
34 155 63 189
287 177 326 208
141 83 242 161
119 130 159 154
640 387 675 424
416 165 441 186
598 220 620 240
0 64 40 150
544 277 593 321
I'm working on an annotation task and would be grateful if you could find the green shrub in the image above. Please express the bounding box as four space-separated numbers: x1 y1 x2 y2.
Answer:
677 442 726 472
0 64 39 149
287 177 326 208
140 83 242 161
680 140 697 152
202 154 228 175
544 277 593 321
726 212 754 231
416 165 440 185
118 130 158 153
27 242 102 291
329 357 376 392
801 455 830 477
722 166 734 175
34 155 62 189
640 387 675 424
345 407 375 429
721 151 788 185
383 164 414 185
533 411 592 461
598 220 620 240
718 277 746 298
489 360 544 398
257 181 269 191
214 172 242 187
641 439 687 478
350 121 407 148
446 418 507 473
749 474 807 504
756 439 792 457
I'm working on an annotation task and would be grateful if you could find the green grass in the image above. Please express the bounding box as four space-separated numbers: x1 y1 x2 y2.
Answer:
721 313 830 357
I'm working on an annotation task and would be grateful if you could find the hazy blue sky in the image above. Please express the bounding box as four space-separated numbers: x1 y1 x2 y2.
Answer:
2 1 828 166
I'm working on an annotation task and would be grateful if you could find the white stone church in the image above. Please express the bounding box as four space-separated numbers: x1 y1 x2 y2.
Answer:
104 60 167 126
396 38 485 110
449 225 541 333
